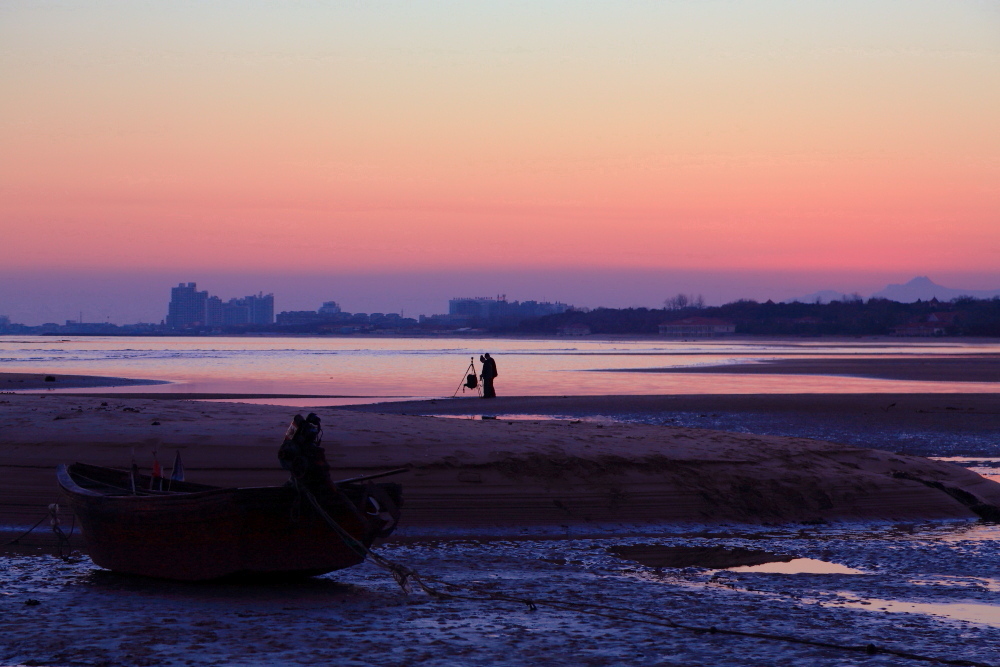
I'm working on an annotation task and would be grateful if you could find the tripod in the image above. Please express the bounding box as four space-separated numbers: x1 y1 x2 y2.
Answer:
453 356 483 398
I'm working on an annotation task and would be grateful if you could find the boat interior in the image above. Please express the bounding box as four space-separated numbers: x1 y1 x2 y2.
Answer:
64 462 221 496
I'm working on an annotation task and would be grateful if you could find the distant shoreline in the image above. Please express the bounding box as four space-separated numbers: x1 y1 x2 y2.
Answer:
4 331 1000 343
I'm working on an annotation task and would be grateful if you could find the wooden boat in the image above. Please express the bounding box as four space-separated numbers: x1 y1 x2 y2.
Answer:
56 462 402 581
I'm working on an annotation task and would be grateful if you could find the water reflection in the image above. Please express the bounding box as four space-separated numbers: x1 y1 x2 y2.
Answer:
728 558 863 575
930 457 1000 484
830 592 1000 628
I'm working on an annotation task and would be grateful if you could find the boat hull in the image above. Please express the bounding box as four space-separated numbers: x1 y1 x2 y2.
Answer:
58 463 394 581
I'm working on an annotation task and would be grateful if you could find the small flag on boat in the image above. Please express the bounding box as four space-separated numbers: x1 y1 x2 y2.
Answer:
170 450 185 482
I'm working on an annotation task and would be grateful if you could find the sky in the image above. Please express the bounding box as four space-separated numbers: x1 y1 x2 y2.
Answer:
1 1 999 324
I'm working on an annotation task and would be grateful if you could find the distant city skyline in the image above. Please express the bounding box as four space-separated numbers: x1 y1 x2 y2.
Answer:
2 271 999 326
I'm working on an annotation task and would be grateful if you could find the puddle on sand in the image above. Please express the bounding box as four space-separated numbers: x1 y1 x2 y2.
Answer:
426 413 610 423
930 456 1000 483
935 523 1000 542
829 592 1000 628
907 575 1000 592
610 545 864 574
609 545 793 569
728 558 863 575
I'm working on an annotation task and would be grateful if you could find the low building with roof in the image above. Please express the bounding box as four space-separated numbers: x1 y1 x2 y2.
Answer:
892 311 960 336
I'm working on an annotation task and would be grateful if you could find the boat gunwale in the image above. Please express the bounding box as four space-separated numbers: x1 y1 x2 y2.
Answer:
58 463 374 505
57 463 265 502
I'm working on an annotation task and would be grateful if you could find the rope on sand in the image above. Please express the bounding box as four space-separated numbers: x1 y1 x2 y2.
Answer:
3 503 76 559
1 514 48 547
300 483 995 667
431 584 995 667
298 483 456 602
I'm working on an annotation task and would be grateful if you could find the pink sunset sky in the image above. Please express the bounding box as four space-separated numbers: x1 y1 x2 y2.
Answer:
1 1 998 323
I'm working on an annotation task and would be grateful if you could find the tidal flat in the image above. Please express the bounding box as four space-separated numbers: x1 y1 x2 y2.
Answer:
3 522 1000 666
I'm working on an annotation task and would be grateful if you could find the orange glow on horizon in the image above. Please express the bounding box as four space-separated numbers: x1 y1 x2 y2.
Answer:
2 1 998 278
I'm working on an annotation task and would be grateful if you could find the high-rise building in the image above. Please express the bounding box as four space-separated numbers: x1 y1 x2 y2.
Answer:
168 284 273 329
206 296 223 327
245 292 274 325
166 283 208 328
449 297 494 319
447 296 570 325
318 301 341 315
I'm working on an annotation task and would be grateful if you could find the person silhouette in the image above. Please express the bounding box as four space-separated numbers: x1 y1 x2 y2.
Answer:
479 353 498 398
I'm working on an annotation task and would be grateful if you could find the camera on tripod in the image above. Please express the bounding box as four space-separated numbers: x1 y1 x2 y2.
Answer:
453 356 482 397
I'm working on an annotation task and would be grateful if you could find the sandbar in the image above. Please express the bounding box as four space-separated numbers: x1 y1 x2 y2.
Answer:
2 394 999 536
615 354 1000 383
0 372 165 390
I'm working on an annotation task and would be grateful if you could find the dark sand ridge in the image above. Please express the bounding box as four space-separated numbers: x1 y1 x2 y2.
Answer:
0 372 371 400
0 373 165 390
611 354 1000 383
3 395 999 533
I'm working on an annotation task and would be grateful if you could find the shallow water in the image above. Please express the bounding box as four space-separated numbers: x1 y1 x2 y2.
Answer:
3 521 1000 666
3 336 999 401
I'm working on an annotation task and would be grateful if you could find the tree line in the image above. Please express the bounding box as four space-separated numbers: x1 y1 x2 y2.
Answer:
512 296 1000 336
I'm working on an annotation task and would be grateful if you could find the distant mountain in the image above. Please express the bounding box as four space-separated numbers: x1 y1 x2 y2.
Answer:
784 289 852 304
871 276 1000 303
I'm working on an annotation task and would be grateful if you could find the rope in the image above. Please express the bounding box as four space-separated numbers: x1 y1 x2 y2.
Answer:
433 586 994 667
49 503 71 558
296 482 452 599
2 514 48 546
2 503 76 561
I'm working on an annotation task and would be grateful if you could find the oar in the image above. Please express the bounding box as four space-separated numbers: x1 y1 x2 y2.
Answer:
334 467 410 485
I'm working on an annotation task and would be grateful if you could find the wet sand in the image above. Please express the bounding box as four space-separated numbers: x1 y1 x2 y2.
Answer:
360 393 1000 457
358 392 1000 426
3 394 1000 534
4 523 1000 667
620 354 1000 382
